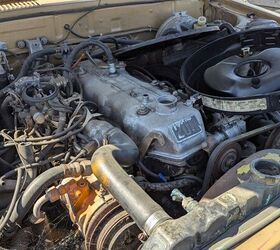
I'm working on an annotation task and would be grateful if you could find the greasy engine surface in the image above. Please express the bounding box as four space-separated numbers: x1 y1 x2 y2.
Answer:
79 60 206 166
0 1 280 249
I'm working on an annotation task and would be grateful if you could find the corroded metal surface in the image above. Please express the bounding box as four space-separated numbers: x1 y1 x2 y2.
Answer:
142 150 280 249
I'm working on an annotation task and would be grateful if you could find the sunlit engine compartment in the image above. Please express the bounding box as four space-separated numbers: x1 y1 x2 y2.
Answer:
1 5 280 250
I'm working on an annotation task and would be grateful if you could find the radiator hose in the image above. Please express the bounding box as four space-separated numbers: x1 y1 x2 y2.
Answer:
84 119 139 166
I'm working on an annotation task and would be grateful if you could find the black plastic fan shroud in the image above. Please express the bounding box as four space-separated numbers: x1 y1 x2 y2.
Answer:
181 27 280 114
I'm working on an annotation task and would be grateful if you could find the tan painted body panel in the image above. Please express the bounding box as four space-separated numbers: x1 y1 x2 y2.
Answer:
236 218 280 250
0 0 204 51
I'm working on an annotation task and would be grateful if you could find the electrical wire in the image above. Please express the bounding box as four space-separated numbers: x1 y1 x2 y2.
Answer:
27 117 90 146
53 0 102 44
63 24 89 40
138 161 166 180
0 153 66 180
13 109 86 143
50 0 153 45
70 150 86 163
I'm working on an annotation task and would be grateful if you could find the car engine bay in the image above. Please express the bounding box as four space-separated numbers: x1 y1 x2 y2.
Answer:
1 1 280 249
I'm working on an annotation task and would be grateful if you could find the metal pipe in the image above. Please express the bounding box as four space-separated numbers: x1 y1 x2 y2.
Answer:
17 142 36 180
91 145 171 235
32 194 49 223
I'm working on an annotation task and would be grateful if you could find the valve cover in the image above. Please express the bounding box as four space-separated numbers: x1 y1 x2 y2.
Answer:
78 60 206 166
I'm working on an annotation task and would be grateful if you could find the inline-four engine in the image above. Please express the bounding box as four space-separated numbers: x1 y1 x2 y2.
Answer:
79 60 206 166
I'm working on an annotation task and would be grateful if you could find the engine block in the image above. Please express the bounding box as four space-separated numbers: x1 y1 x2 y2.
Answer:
79 60 206 166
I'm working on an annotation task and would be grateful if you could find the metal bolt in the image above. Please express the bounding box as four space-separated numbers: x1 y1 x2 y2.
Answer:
151 80 159 86
16 40 26 49
197 16 207 26
142 94 149 104
40 36 48 45
201 142 208 149
171 188 185 202
33 112 45 125
108 63 117 74
7 74 15 81
137 104 150 116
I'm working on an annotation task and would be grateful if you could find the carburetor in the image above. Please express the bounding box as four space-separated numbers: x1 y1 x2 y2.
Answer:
6 74 76 130
78 60 206 166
